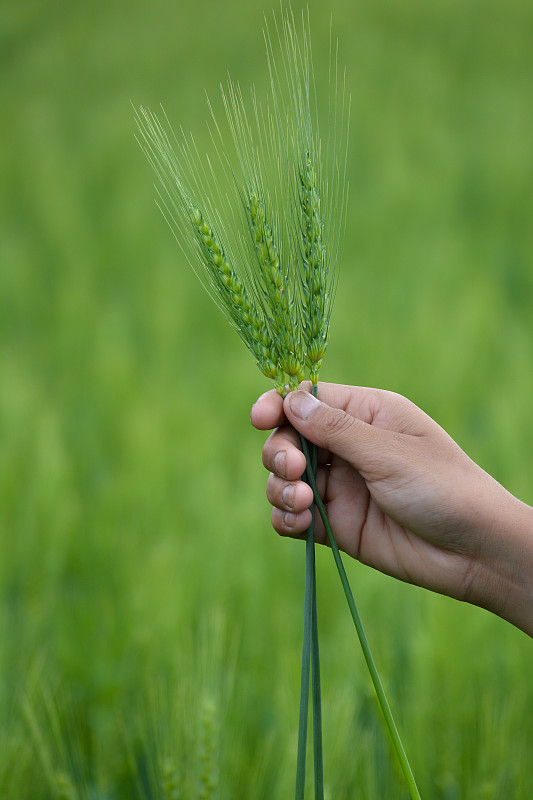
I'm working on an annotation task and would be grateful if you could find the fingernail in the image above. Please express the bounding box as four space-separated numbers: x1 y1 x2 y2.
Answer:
289 391 319 420
283 511 297 529
274 450 287 477
282 483 294 510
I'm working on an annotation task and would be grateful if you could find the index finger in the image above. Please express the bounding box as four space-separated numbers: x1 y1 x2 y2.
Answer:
250 389 286 431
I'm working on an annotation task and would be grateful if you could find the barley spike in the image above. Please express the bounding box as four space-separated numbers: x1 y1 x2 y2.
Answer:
191 205 285 391
300 150 329 385
247 190 305 390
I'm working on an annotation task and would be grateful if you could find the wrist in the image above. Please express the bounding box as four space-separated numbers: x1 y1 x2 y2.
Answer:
472 487 533 637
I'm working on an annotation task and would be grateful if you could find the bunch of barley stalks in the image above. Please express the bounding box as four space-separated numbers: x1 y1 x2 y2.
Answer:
136 8 420 799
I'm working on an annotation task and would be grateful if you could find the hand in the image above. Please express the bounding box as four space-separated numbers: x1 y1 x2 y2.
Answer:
251 382 533 636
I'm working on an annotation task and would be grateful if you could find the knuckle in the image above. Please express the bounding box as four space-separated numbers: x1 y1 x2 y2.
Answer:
321 407 355 439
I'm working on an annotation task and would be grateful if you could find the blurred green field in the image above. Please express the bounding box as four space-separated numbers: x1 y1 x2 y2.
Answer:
2 0 533 797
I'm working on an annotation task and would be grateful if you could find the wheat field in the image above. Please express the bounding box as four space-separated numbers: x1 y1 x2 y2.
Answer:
2 0 533 797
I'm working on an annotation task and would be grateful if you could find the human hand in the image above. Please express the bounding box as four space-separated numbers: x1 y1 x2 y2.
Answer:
251 382 533 636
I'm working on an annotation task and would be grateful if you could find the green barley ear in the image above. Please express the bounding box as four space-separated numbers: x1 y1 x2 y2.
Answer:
262 8 351 387
134 105 285 394
55 771 76 800
247 189 305 390
300 149 328 385
196 694 218 800
160 758 182 800
135 7 348 394
188 204 283 388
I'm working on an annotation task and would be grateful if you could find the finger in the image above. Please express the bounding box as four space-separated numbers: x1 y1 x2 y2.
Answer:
262 425 307 480
271 506 312 537
269 467 330 547
251 389 286 431
275 499 328 548
266 473 314 513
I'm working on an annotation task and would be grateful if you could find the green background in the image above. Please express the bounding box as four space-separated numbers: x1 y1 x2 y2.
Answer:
2 0 533 797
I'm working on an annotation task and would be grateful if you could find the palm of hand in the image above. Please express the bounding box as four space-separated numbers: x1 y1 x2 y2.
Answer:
312 433 480 602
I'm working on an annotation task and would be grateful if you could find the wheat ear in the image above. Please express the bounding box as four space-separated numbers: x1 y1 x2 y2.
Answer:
190 205 283 390
299 151 328 386
247 190 305 391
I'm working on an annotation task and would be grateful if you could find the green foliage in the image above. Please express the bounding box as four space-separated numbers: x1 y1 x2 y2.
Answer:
2 0 533 798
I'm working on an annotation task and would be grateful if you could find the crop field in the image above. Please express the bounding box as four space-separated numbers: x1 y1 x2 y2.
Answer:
2 0 533 797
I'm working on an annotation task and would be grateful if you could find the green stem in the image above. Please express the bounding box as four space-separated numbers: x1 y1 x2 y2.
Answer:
295 512 313 799
310 547 323 800
310 384 323 800
299 436 422 800
294 386 323 800
295 439 324 800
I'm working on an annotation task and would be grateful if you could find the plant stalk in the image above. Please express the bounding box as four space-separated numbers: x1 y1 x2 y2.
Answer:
310 384 323 799
295 384 323 800
295 510 313 799
299 435 421 800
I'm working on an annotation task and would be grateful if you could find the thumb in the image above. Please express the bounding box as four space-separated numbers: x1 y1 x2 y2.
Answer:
284 390 389 472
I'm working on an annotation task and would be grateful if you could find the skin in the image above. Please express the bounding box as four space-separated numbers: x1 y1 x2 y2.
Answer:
251 381 533 637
